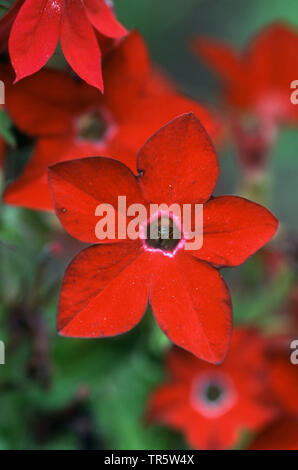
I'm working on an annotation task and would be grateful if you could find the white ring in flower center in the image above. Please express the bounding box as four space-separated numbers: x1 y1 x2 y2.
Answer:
140 210 185 258
190 372 237 419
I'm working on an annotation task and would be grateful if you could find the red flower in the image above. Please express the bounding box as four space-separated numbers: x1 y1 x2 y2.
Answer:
192 23 298 127
48 113 278 363
193 23 298 176
147 329 277 450
4 0 127 90
3 32 220 211
248 417 298 450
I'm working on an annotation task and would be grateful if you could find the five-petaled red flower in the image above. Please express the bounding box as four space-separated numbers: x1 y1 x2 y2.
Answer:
193 22 298 127
3 0 127 90
48 113 278 363
2 32 220 211
147 328 277 449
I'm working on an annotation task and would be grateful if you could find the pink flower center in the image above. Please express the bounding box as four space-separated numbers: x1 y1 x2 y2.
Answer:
141 212 185 257
75 108 116 144
256 91 289 124
77 111 108 141
190 373 237 419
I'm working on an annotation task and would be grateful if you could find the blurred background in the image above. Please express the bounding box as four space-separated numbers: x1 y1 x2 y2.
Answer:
0 0 297 450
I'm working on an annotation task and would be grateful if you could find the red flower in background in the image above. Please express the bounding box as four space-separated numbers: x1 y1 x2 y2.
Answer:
48 114 278 363
2 32 220 211
192 23 298 176
147 329 277 450
1 0 127 90
193 22 298 127
248 417 298 450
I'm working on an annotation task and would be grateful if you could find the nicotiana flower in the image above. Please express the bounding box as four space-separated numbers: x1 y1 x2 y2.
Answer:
147 329 278 450
1 0 127 90
192 23 298 175
193 22 298 127
2 32 220 211
48 113 278 363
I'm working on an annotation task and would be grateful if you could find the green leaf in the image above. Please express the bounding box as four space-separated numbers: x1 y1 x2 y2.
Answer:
233 269 295 330
0 109 16 147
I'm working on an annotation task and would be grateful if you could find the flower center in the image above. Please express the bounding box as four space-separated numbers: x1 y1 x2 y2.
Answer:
77 111 108 141
144 214 182 254
191 373 237 419
256 92 289 123
204 383 224 403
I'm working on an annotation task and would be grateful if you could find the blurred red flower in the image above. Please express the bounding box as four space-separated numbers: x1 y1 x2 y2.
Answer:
0 0 127 90
193 22 298 127
2 32 220 211
248 417 298 450
193 23 298 176
147 329 277 449
48 114 278 363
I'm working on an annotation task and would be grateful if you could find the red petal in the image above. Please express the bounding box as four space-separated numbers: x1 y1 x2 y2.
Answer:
249 418 298 450
0 0 25 52
102 31 150 121
84 0 127 38
137 113 219 205
9 0 61 81
192 196 278 267
269 355 298 414
165 347 200 382
48 157 145 243
150 252 232 363
192 37 243 83
4 68 95 136
58 242 150 337
105 93 222 173
145 68 177 95
60 0 103 90
246 22 298 93
146 384 191 428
